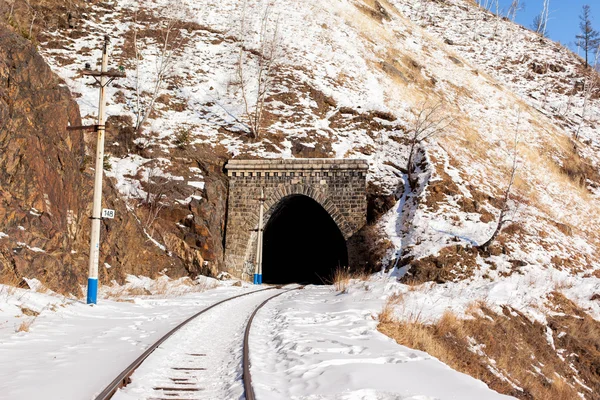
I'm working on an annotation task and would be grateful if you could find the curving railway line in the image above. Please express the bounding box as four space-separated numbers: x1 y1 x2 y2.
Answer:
94 285 302 400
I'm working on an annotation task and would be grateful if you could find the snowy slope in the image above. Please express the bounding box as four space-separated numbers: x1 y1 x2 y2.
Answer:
37 0 600 271
397 0 600 166
33 0 600 328
31 0 600 302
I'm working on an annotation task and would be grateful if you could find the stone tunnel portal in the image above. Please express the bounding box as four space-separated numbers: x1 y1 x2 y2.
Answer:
224 159 369 284
262 195 348 284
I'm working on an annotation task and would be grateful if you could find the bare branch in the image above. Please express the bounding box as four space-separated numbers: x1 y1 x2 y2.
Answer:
507 0 523 22
479 109 521 250
142 166 170 233
405 101 454 190
132 10 183 135
235 0 281 139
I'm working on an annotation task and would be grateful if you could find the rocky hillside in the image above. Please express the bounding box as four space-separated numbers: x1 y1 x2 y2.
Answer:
2 0 600 396
0 24 196 294
30 0 600 266
2 0 600 294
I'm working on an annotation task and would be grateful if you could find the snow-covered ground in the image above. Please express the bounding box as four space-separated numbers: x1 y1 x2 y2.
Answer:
112 287 285 400
0 280 251 399
384 264 600 324
251 283 512 400
0 278 513 400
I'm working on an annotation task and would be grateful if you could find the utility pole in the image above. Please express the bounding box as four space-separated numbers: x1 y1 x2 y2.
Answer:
254 188 265 284
69 35 125 304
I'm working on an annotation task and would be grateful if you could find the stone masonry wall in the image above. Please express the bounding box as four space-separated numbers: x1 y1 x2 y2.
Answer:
224 159 369 279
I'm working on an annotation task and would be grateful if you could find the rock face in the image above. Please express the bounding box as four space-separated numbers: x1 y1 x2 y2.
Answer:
0 25 195 294
0 24 86 292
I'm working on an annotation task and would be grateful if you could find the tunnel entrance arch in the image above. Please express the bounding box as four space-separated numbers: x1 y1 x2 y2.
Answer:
262 195 348 284
223 159 368 282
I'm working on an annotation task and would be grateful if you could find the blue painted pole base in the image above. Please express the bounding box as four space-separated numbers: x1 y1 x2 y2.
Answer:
258 274 262 284
87 277 98 304
253 274 263 285
253 274 259 285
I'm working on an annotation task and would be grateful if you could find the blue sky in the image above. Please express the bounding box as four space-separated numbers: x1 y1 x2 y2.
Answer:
496 0 600 51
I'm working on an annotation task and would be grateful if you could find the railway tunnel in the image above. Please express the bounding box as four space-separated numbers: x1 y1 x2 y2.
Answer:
262 194 348 284
224 159 368 284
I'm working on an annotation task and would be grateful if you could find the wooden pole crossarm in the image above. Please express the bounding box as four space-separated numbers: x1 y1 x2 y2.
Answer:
82 69 125 87
82 70 126 78
67 125 103 132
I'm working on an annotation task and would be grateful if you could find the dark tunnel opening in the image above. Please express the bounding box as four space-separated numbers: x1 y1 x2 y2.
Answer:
262 195 348 285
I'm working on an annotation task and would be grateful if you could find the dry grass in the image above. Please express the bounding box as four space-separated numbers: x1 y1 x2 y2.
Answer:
378 297 600 399
15 318 35 333
332 267 369 293
35 272 63 295
104 276 218 300
333 267 352 292
519 139 593 203
446 123 494 167
379 293 404 323
344 3 395 43
108 285 151 299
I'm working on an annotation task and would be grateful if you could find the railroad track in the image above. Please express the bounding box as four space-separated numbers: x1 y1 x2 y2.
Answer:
95 285 302 400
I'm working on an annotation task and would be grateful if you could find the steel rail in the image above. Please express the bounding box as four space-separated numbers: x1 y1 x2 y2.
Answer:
243 286 304 400
94 286 278 400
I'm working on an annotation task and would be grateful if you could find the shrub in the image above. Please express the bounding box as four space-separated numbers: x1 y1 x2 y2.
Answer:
174 128 191 149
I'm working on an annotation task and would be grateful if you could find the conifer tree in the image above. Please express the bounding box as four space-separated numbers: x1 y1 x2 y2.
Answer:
576 5 600 68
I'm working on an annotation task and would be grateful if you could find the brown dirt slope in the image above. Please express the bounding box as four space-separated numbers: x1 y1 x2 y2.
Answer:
379 293 600 400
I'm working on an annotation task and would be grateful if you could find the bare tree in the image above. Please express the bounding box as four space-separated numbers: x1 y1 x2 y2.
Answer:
492 0 501 37
236 0 281 139
541 0 550 35
479 111 521 250
141 166 170 232
132 12 182 135
532 0 550 37
5 0 37 40
531 13 548 37
392 102 454 262
403 101 454 190
478 0 492 9
576 46 600 139
507 0 523 22
23 0 36 39
576 5 600 69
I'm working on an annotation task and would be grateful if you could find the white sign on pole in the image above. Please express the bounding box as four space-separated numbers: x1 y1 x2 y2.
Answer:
101 209 115 219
